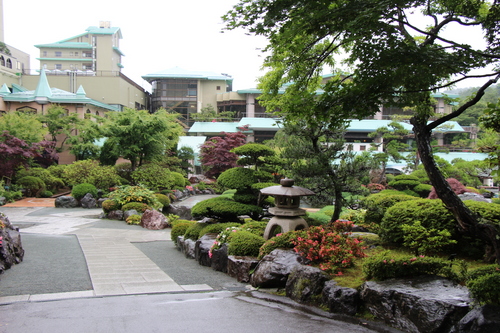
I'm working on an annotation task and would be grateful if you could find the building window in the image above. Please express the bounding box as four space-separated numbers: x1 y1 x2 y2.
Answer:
16 106 37 114
42 51 47 57
0 56 4 66
359 145 366 151
75 52 79 57
216 86 221 91
55 64 62 70
70 52 73 56
6 59 12 68
55 51 62 57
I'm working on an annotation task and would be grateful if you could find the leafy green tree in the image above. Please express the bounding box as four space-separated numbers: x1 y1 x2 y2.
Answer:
0 112 47 144
190 104 235 122
38 105 82 151
67 116 104 161
100 108 183 170
232 142 275 172
176 146 195 175
224 0 500 263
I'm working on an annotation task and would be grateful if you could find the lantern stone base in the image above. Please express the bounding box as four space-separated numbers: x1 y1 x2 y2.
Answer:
263 215 309 240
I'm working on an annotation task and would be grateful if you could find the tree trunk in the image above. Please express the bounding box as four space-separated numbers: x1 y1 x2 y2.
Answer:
412 118 500 264
331 186 343 223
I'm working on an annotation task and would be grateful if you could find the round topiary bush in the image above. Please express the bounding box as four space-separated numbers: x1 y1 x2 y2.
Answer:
17 176 46 197
108 185 162 209
388 175 421 192
241 221 269 236
40 190 53 198
217 167 256 190
198 222 242 238
381 198 456 244
191 197 262 222
71 183 98 201
154 193 171 209
414 184 433 198
361 192 420 224
227 230 265 257
102 199 121 213
121 202 151 213
171 221 196 242
184 222 209 240
466 265 500 305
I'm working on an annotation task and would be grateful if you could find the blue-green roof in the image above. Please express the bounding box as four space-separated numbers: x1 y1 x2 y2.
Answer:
34 42 92 49
237 117 280 131
142 67 233 83
188 122 239 134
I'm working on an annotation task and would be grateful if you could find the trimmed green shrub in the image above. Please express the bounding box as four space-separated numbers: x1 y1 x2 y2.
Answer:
465 200 500 223
170 172 186 188
191 197 262 222
388 175 420 191
198 222 242 238
154 193 171 209
414 184 433 198
362 252 459 281
258 230 303 259
131 163 174 190
361 192 419 224
71 183 98 201
241 221 268 236
217 167 256 190
305 211 331 225
102 199 121 213
381 199 456 244
184 223 209 240
108 185 162 209
16 167 65 192
17 176 45 197
401 221 457 255
339 209 367 225
171 221 196 242
121 202 151 213
40 190 53 198
466 265 500 305
126 215 141 225
63 160 122 189
227 230 265 257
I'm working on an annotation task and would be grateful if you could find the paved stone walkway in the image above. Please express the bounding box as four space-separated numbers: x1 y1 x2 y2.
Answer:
0 198 219 304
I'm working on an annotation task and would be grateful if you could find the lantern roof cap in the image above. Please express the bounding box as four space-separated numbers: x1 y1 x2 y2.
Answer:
260 179 315 196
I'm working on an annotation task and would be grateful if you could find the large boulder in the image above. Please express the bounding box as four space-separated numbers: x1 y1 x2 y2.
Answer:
195 233 217 267
80 193 97 209
360 275 471 333
166 205 193 220
182 238 196 259
123 209 140 220
107 210 124 220
140 209 168 230
227 255 259 283
250 249 309 288
285 265 328 304
451 305 500 333
0 213 24 274
322 280 360 316
55 196 79 208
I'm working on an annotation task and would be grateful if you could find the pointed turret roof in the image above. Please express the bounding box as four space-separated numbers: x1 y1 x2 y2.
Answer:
34 68 52 104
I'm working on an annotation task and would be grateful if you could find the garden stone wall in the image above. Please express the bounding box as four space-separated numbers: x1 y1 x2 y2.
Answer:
174 240 500 333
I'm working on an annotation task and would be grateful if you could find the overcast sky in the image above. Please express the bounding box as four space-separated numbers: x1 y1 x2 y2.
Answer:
4 0 269 91
4 0 495 93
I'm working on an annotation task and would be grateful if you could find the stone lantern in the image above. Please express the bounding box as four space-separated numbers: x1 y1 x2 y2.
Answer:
260 179 315 239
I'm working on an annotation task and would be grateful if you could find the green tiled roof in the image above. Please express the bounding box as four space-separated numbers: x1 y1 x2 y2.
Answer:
237 117 280 130
142 67 233 83
34 42 92 49
86 26 122 38
113 47 125 56
188 122 239 134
